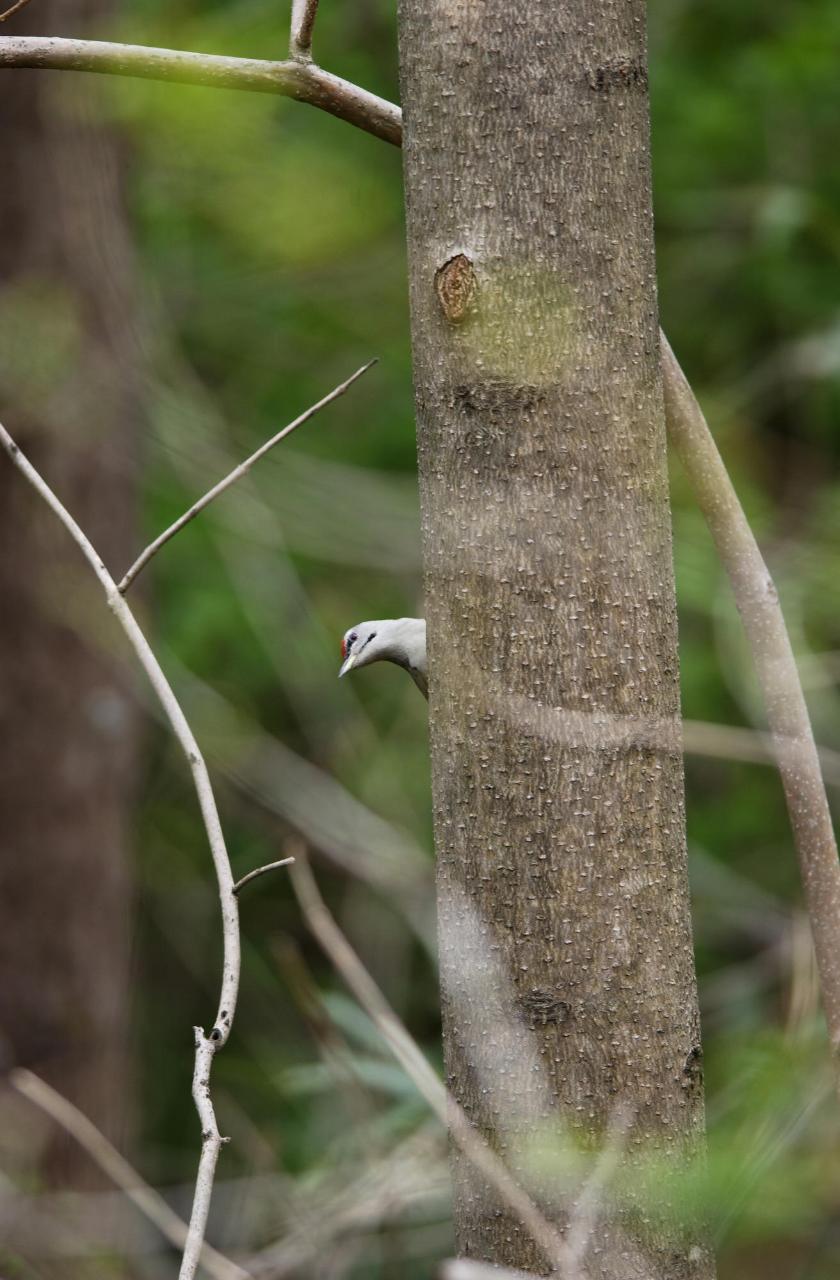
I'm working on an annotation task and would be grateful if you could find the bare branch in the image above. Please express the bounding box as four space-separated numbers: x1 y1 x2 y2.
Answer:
118 359 376 593
288 842 574 1274
0 0 32 23
0 420 240 1277
683 717 840 786
290 0 319 60
0 36 403 145
10 1069 250 1280
181 1032 231 1280
662 331 840 1063
233 858 295 895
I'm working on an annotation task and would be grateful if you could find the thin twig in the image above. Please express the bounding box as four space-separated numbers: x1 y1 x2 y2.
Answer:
662 331 840 1064
10 1069 250 1280
290 0 319 59
118 359 376 593
682 717 840 785
0 37 402 145
0 420 240 1280
0 0 32 23
287 841 574 1275
233 858 295 895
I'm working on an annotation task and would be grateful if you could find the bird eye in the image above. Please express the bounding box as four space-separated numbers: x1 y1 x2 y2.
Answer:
342 632 357 660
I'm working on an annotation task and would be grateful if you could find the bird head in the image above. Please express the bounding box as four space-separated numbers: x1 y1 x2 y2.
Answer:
339 617 428 697
339 621 382 678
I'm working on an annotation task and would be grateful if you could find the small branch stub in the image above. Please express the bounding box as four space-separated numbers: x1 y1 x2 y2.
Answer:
232 857 295 896
435 254 476 324
290 0 319 60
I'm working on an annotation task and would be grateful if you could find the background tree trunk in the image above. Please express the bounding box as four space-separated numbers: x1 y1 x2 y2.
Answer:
397 1 713 1275
0 0 140 1256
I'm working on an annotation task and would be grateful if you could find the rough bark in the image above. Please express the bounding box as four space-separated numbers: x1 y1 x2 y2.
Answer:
0 0 140 1244
397 2 712 1276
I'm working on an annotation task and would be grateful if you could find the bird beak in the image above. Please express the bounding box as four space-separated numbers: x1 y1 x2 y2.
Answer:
338 653 357 678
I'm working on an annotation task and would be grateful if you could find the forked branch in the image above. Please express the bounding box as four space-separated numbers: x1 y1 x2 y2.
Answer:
0 36 402 145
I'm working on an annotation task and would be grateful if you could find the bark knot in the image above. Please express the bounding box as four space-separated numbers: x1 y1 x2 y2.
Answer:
681 1044 703 1091
587 57 648 93
435 254 476 324
517 988 571 1027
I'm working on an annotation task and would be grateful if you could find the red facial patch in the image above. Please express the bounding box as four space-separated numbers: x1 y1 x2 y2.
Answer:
341 636 347 660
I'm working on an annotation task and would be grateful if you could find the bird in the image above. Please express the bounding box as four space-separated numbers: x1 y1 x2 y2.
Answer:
339 617 428 698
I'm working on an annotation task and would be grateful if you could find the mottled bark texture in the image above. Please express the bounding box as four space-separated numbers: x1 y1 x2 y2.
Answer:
0 0 140 1254
398 3 712 1277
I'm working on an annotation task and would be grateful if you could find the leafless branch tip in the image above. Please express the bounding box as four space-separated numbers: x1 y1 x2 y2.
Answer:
118 359 376 593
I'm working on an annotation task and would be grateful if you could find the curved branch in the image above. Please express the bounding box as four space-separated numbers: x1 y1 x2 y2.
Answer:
662 332 840 1060
0 36 403 145
0 420 240 1277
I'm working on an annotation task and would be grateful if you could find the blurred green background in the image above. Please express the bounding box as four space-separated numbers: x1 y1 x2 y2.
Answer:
4 0 840 1276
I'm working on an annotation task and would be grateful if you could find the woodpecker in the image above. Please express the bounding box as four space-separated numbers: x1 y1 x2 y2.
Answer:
339 618 428 698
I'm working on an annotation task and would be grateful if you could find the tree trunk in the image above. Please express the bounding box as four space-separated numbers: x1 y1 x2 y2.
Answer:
397 2 712 1276
0 0 140 1253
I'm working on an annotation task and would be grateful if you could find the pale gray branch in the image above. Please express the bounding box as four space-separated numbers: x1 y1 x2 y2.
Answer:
683 717 840 786
662 332 840 1063
10 1069 250 1280
233 857 295 895
0 36 402 145
288 842 574 1275
0 420 241 1278
117 359 376 593
290 0 319 59
181 1032 232 1280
